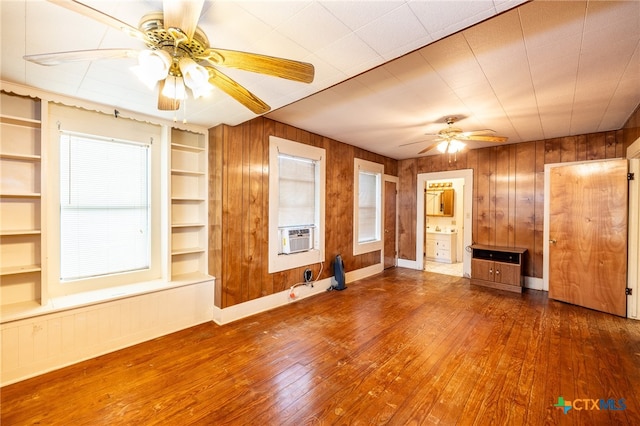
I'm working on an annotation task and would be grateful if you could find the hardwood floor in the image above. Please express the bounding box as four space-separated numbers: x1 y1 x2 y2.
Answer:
2 268 640 425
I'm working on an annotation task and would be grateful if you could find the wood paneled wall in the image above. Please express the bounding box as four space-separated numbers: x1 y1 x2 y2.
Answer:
623 104 640 149
209 118 397 308
398 130 627 279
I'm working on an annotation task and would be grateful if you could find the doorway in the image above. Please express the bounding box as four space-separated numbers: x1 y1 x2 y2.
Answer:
416 169 473 278
424 177 465 277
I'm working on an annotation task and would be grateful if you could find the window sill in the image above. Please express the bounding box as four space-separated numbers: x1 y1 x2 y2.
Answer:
0 272 214 324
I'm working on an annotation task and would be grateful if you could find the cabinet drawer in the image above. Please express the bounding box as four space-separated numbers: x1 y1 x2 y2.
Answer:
435 239 451 250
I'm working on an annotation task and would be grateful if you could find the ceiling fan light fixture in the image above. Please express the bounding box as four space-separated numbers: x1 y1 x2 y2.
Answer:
178 57 211 95
161 75 186 100
436 141 449 153
140 49 171 79
448 140 465 153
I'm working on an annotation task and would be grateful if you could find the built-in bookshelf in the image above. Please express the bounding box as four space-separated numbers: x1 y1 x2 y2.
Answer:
0 92 45 308
170 128 208 279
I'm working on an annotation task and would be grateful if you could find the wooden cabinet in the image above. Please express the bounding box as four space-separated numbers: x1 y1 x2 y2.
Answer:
426 231 457 263
0 91 46 308
470 245 527 293
170 129 208 279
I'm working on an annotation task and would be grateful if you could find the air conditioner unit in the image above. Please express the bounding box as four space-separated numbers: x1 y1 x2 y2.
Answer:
281 227 313 254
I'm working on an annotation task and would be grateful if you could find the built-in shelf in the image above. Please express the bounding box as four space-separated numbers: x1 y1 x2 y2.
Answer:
0 193 41 198
0 265 42 276
0 230 41 236
171 142 205 152
171 196 206 202
0 114 41 128
169 129 208 280
171 247 206 256
171 223 205 229
171 168 205 176
1 91 44 309
0 153 41 161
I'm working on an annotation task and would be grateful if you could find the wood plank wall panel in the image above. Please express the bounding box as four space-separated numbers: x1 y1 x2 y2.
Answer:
533 141 546 280
209 126 223 306
475 148 496 246
514 142 536 277
398 130 626 279
210 118 396 308
623 105 640 149
494 145 513 247
397 159 417 260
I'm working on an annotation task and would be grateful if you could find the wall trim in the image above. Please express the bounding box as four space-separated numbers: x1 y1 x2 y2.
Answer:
524 276 544 291
213 263 383 325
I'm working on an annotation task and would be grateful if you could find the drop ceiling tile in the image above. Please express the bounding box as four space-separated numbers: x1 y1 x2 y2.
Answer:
525 34 583 67
584 0 640 35
518 1 586 48
494 0 528 14
408 0 496 37
320 1 405 32
380 33 434 62
315 33 382 76
234 0 310 29
355 4 430 58
382 52 431 83
199 1 275 51
275 2 353 52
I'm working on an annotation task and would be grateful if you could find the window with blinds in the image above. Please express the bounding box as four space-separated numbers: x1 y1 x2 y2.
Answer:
268 136 325 273
353 158 384 255
59 133 150 281
278 154 317 228
358 171 380 243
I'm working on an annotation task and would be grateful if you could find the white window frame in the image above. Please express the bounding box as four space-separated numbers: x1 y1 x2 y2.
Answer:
47 104 162 297
353 158 384 255
268 136 325 273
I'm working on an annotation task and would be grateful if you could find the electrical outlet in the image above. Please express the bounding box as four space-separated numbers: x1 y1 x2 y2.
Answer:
304 268 312 282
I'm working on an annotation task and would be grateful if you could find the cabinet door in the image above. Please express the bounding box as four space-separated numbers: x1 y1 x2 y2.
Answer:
471 259 494 281
495 262 520 286
426 238 436 257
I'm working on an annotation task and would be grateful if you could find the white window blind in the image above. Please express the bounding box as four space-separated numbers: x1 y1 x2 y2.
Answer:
60 133 150 281
278 153 317 228
358 171 380 243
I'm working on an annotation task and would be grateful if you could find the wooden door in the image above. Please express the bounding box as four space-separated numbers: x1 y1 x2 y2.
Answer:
384 180 397 269
548 160 628 316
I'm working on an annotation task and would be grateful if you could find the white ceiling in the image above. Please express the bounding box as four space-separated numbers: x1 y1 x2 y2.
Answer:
2 1 639 160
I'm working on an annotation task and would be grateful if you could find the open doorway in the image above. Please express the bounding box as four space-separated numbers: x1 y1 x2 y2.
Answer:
424 177 465 277
416 169 473 278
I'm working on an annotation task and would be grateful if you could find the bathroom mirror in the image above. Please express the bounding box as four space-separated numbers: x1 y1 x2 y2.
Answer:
426 188 454 217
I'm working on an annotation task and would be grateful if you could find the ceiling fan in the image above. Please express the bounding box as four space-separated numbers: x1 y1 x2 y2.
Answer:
404 116 508 155
23 0 315 115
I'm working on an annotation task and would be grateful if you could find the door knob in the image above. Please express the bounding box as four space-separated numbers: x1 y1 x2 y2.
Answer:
549 239 557 244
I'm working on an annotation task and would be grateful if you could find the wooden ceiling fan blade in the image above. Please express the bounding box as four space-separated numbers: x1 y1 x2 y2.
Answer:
157 80 180 111
203 49 315 83
418 142 442 155
461 129 496 136
47 0 149 43
399 136 443 148
464 135 509 143
24 49 138 66
207 67 271 114
163 0 204 41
